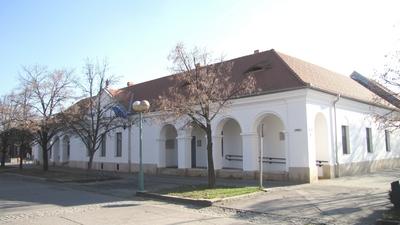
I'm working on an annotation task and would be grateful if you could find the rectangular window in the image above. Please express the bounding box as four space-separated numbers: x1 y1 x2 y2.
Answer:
366 128 373 153
341 125 350 154
385 130 391 152
116 132 122 157
101 134 106 157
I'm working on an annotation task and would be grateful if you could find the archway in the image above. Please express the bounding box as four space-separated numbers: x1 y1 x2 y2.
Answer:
62 136 70 163
257 114 286 173
219 118 243 170
314 113 330 178
191 125 207 168
160 124 178 168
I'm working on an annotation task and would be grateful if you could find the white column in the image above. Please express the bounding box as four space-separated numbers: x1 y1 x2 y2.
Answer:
241 132 258 171
60 140 65 163
157 138 166 167
177 135 191 168
212 135 223 170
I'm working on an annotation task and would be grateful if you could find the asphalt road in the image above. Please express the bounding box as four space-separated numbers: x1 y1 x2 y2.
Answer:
1 168 399 225
0 173 250 225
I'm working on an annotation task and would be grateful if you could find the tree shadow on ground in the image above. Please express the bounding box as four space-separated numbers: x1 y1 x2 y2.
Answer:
0 173 128 209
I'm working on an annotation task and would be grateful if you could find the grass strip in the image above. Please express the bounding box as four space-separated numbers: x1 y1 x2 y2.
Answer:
159 185 260 199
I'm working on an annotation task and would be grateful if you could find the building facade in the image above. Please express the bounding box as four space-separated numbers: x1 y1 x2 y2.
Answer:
33 50 400 183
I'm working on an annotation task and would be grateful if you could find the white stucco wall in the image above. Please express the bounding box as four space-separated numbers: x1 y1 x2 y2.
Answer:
32 88 400 180
306 89 400 169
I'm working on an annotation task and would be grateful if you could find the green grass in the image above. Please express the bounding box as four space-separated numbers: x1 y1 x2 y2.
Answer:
159 185 260 199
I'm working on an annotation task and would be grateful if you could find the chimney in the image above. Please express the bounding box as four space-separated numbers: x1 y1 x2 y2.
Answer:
254 49 259 54
127 81 134 87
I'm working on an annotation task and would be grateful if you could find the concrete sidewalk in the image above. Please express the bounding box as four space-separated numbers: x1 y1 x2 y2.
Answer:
214 168 400 225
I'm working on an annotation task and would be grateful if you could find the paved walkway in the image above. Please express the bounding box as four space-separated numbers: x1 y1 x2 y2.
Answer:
0 173 251 225
2 166 399 224
215 168 400 225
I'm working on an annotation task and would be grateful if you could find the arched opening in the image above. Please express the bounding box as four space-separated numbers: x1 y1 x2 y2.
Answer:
314 113 330 179
191 125 207 168
62 136 70 163
52 137 60 164
220 119 243 170
160 124 178 168
257 114 286 173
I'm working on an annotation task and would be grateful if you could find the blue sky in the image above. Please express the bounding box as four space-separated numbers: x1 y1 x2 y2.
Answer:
1 0 400 96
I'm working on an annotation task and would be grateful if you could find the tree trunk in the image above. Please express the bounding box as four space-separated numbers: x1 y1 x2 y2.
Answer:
41 131 49 171
19 154 23 170
87 152 94 170
41 140 49 171
206 124 216 188
0 149 6 167
42 147 48 171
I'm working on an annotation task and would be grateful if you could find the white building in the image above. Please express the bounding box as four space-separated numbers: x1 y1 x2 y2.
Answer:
33 49 400 183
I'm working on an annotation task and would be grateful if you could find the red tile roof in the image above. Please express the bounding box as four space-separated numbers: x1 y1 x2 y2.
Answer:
276 52 377 103
113 49 385 111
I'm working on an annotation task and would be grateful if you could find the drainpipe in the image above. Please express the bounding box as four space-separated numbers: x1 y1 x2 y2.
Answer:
333 94 341 178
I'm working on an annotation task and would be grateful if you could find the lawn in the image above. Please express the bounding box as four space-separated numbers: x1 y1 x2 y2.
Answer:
159 185 260 199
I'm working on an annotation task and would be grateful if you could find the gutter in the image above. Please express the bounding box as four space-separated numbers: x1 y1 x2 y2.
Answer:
333 94 340 178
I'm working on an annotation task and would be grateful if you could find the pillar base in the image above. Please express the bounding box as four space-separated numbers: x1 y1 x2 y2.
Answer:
288 167 318 183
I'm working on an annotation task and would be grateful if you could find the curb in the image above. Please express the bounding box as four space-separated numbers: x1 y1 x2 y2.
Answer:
135 189 266 207
136 191 213 207
4 172 47 181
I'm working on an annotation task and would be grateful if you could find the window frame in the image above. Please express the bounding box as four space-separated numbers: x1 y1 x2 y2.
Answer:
116 132 122 157
100 133 107 157
385 130 391 152
366 127 373 153
341 125 350 155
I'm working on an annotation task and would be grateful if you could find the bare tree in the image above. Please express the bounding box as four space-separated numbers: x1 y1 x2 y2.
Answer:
0 89 35 167
157 44 256 187
4 127 34 170
19 65 74 171
370 50 400 131
0 93 18 167
61 60 120 170
0 93 19 130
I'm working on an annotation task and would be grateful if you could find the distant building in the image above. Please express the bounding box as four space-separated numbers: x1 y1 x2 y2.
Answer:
33 49 400 183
